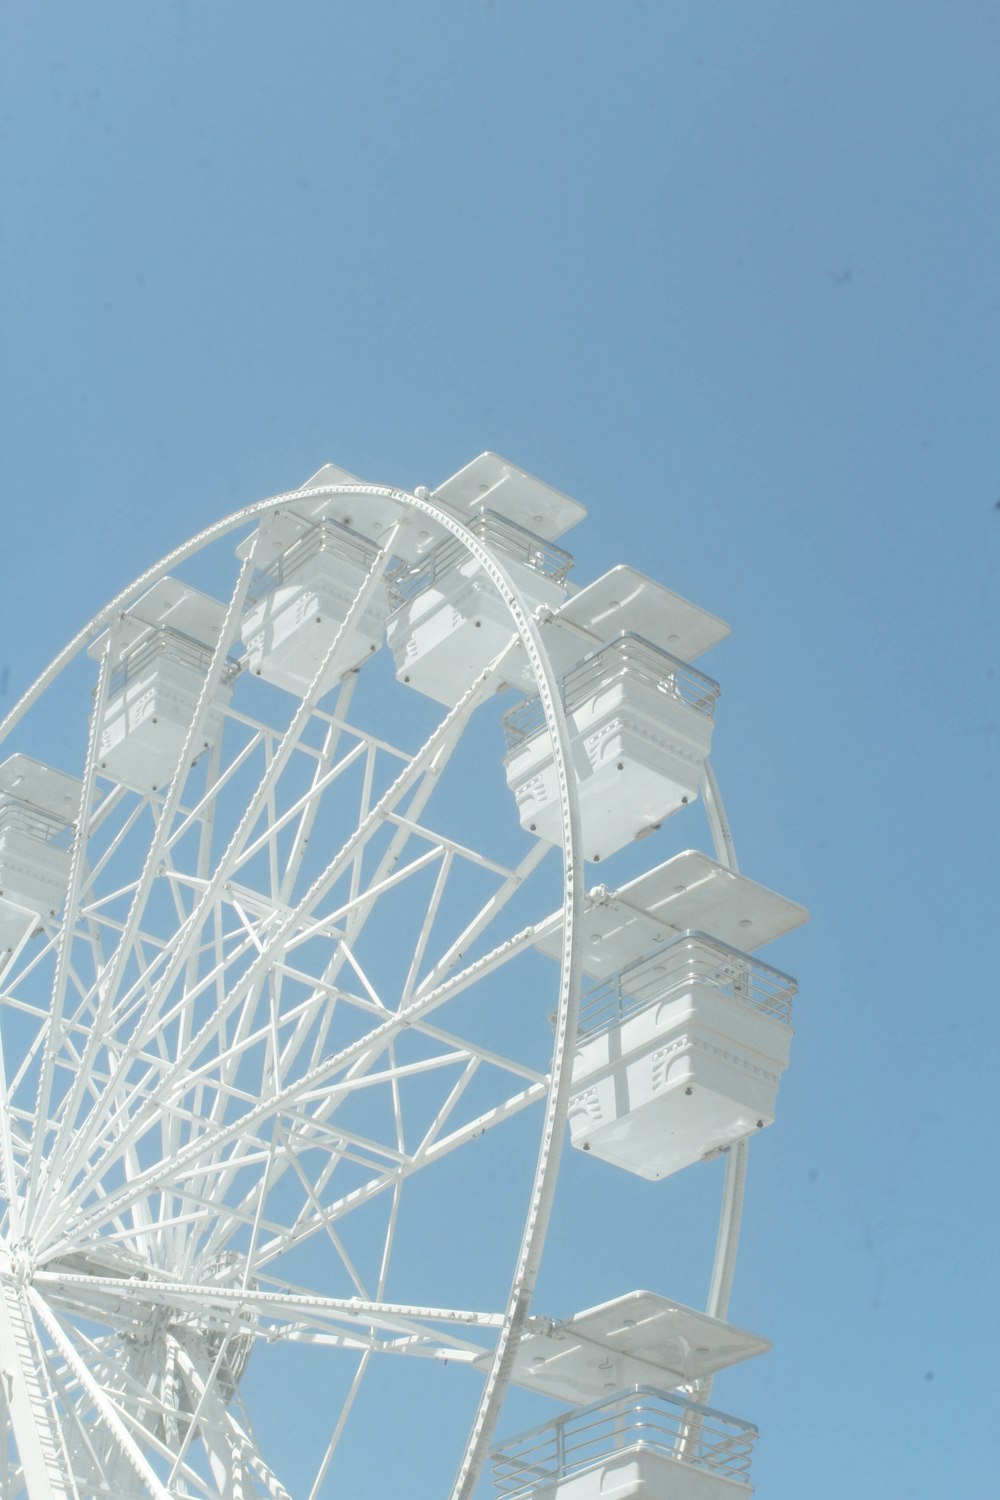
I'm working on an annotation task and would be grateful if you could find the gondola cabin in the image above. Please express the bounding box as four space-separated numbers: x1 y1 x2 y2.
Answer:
0 754 82 949
238 463 420 696
386 453 586 707
503 634 720 862
569 930 796 1179
89 578 236 792
532 851 807 1178
240 510 395 696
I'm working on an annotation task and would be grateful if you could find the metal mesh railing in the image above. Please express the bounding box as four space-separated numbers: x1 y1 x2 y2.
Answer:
490 1386 757 1497
576 929 796 1039
501 632 720 752
246 515 381 606
386 508 573 607
0 796 73 844
109 627 241 696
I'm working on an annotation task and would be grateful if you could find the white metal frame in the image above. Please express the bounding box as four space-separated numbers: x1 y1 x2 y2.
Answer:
0 483 591 1500
0 479 753 1499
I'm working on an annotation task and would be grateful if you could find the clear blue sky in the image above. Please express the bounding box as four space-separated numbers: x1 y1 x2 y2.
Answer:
2 3 998 1496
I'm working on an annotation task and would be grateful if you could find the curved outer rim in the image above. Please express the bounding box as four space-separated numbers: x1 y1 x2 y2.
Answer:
0 482 586 1500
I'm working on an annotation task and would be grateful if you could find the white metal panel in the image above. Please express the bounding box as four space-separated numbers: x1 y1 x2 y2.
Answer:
86 578 229 664
432 452 587 540
0 828 72 914
97 650 233 792
0 755 81 821
505 675 715 862
569 985 792 1179
297 462 418 549
236 507 311 563
515 1447 751 1500
237 467 444 566
387 560 567 707
494 1291 768 1403
535 850 809 977
299 460 363 492
241 524 390 693
546 566 729 670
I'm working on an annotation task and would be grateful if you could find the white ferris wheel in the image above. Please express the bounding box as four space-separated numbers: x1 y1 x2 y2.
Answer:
0 454 806 1500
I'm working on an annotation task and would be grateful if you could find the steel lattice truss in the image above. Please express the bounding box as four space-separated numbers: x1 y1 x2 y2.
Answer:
0 474 770 1500
0 486 592 1500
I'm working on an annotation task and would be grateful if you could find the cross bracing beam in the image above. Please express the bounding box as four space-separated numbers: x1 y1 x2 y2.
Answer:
43 536 404 1171
34 804 464 1200
45 1044 481 1238
30 732 524 1260
34 1273 503 1349
32 546 265 1229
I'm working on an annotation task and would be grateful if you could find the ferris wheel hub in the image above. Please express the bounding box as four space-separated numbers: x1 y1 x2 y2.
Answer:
5 1243 34 1288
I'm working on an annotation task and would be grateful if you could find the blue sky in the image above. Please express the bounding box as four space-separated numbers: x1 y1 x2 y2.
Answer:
2 3 998 1497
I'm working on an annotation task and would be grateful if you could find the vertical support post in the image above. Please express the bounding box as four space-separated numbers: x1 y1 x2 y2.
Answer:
698 753 748 1410
0 1279 70 1500
555 1409 566 1478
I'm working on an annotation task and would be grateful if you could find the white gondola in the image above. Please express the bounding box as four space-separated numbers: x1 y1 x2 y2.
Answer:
0 755 81 951
491 1387 757 1500
532 851 806 1178
240 511 393 695
385 452 586 707
503 634 720 862
89 578 237 792
386 511 574 705
568 930 796 1179
238 463 417 695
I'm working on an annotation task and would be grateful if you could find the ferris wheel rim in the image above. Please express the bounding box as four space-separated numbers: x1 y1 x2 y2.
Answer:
0 479 588 1500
